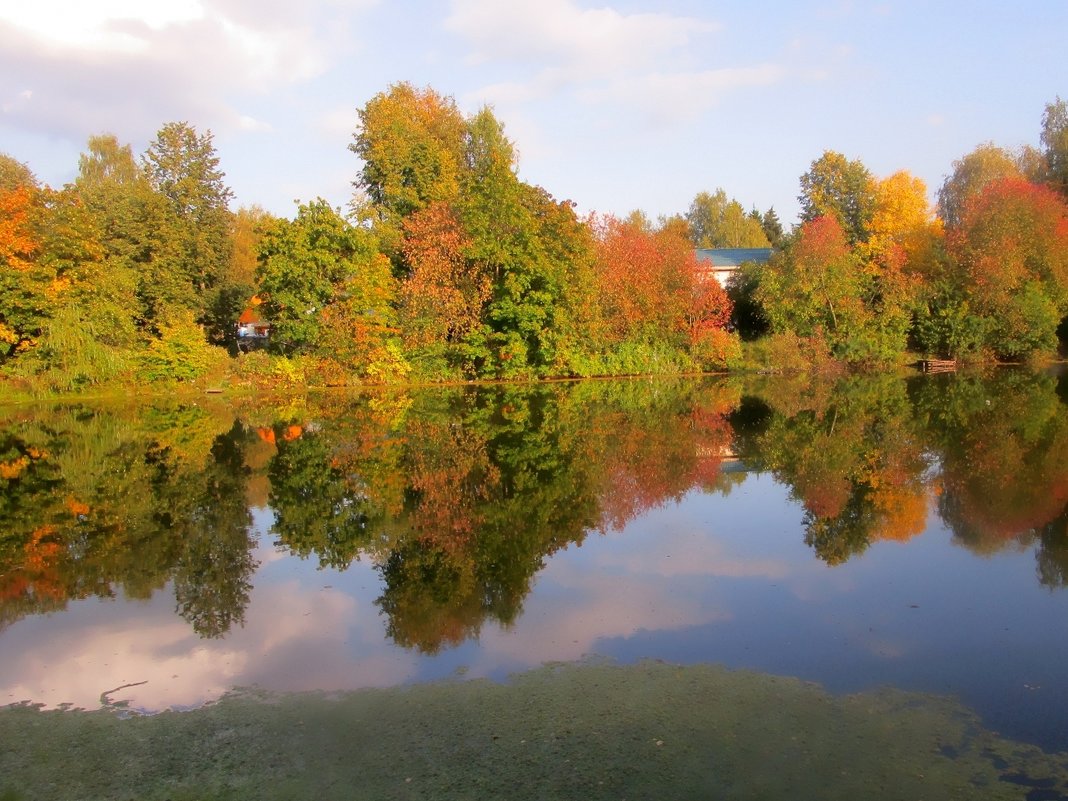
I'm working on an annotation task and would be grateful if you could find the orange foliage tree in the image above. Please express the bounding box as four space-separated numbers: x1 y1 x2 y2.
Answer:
0 185 45 356
399 201 491 350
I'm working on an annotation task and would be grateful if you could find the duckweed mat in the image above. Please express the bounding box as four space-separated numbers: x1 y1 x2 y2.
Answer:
3 660 1068 800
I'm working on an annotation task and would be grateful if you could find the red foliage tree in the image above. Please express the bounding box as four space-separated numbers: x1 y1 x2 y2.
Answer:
592 215 730 346
948 176 1068 305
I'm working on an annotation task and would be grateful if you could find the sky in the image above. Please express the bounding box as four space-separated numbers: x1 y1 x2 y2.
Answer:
1 0 1066 227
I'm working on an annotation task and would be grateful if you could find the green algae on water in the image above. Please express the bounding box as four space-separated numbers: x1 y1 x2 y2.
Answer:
3 660 1068 800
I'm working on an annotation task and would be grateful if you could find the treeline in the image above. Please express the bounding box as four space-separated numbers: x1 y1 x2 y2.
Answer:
736 100 1068 365
0 84 736 392
2 85 1068 391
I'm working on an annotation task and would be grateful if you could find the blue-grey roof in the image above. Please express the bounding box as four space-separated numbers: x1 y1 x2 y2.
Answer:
694 248 773 268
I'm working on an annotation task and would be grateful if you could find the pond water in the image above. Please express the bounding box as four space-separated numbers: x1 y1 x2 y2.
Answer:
3 370 1068 799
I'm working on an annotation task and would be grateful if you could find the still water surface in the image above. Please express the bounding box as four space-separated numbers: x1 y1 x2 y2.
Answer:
2 370 1068 767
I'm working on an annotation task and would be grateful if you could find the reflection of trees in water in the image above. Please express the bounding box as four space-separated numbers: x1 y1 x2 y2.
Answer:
173 422 258 638
917 371 1068 554
7 368 1068 649
268 427 381 570
262 380 741 653
0 405 257 638
1035 515 1068 588
750 374 930 564
745 369 1068 572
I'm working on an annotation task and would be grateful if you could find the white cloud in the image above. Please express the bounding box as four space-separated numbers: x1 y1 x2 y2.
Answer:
445 0 718 74
237 114 272 132
591 64 786 124
0 0 375 142
447 0 785 142
0 0 204 54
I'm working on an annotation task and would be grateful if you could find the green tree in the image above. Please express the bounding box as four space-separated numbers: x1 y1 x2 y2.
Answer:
73 134 181 336
141 122 234 322
726 261 770 341
25 186 142 387
757 215 865 352
798 151 876 246
761 207 784 248
686 189 770 248
457 109 566 377
257 199 387 358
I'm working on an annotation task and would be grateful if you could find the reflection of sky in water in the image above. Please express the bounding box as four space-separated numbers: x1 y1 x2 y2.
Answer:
3 473 1068 749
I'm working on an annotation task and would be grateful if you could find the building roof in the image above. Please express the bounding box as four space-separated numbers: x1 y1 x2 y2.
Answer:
694 248 774 268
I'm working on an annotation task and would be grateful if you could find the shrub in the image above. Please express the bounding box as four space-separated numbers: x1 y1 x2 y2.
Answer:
138 315 228 384
691 327 743 371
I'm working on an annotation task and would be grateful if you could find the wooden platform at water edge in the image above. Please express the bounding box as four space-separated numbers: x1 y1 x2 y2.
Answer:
919 359 957 374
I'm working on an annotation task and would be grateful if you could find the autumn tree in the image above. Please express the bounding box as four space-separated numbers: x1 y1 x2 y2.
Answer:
399 201 488 355
205 205 276 351
351 83 466 254
656 214 691 242
0 154 38 194
937 143 1023 229
228 205 274 289
865 171 941 269
593 214 691 346
798 151 876 246
944 177 1068 359
757 215 866 354
591 214 734 369
0 183 46 360
857 171 943 352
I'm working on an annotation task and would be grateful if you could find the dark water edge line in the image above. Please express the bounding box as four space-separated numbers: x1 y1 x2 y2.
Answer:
3 659 1068 801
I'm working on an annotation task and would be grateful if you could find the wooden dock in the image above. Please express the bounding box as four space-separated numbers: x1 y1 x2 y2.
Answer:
919 359 957 374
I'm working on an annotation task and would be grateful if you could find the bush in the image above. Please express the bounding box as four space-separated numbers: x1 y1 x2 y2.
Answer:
740 331 834 373
138 314 228 384
691 327 743 371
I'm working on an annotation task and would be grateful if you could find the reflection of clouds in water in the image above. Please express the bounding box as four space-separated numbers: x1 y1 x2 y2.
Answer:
1 602 248 712
469 482 818 668
0 579 416 713
594 527 792 580
475 476 890 674
250 506 288 565
476 569 733 665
